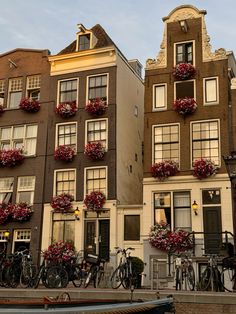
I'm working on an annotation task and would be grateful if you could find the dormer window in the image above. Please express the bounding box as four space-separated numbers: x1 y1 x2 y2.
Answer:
176 42 193 64
79 34 90 51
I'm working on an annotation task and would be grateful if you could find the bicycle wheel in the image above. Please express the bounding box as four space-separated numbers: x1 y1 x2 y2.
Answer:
47 266 68 288
84 266 96 288
187 265 195 291
72 265 83 288
175 267 182 290
111 266 123 289
20 264 37 288
95 268 104 288
7 264 21 288
221 268 234 292
198 267 211 291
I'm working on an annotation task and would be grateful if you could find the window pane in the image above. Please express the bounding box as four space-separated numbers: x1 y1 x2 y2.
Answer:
205 79 217 103
9 92 22 108
154 85 166 109
124 215 140 241
174 192 191 231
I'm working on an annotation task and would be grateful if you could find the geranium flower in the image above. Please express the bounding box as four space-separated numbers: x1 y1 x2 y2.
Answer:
50 193 74 213
0 203 13 225
0 148 24 167
173 63 196 80
54 145 75 162
193 158 217 179
84 191 106 211
173 97 197 115
150 160 179 180
55 101 77 118
84 142 105 160
85 98 107 116
19 98 40 113
43 240 76 263
12 202 33 221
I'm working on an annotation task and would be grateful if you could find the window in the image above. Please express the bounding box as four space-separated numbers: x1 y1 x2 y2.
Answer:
52 212 75 243
58 79 78 103
176 42 193 64
153 124 179 163
54 169 76 197
8 78 23 108
204 77 219 105
202 189 221 205
13 229 31 252
86 119 108 149
27 75 41 100
79 34 90 51
85 167 107 195
0 80 5 106
0 124 38 156
16 176 35 204
88 74 107 101
175 80 194 98
154 192 171 226
0 177 14 203
174 192 191 231
153 84 167 110
192 120 220 166
124 215 140 241
56 123 77 149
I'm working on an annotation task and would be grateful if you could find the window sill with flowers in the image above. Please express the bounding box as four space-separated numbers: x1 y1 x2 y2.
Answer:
0 202 33 224
193 158 217 180
50 193 74 213
173 97 197 115
173 63 196 81
84 191 106 211
84 142 105 161
19 98 40 113
85 98 107 116
0 148 24 167
54 145 75 162
55 101 78 118
150 160 179 181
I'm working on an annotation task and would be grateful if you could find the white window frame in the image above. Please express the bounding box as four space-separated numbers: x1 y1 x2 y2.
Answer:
0 80 5 107
152 123 180 165
174 40 195 66
84 166 108 197
7 77 23 109
53 169 76 198
0 177 14 203
57 78 79 106
203 77 219 105
16 176 36 205
190 119 221 167
174 79 196 99
86 73 109 103
85 118 108 150
13 229 31 252
153 83 167 111
26 75 41 100
55 122 77 151
76 30 93 51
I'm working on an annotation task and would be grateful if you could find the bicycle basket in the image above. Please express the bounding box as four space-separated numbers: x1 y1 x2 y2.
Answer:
222 257 236 269
85 253 99 264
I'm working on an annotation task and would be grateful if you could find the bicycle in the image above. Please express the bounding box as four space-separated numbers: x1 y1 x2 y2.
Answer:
110 247 135 289
19 249 37 288
221 256 236 292
198 254 223 292
175 254 195 291
84 253 105 288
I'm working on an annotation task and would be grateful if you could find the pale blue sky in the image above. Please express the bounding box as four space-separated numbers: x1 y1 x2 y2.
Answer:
1 1 235 67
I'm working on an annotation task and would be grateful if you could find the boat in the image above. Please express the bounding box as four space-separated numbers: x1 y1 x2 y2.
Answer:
0 293 174 313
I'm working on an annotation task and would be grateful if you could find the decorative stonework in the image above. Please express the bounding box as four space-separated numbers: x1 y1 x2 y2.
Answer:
231 78 236 89
146 5 228 70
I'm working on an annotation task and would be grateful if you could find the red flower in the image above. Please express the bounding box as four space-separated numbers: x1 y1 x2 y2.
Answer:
84 142 105 160
193 158 217 180
12 202 33 221
55 101 77 118
54 145 75 162
0 105 4 115
84 191 106 211
173 63 196 80
19 98 40 113
85 98 107 116
0 203 13 225
150 160 179 180
50 193 74 213
0 148 24 167
173 97 197 115
43 240 76 263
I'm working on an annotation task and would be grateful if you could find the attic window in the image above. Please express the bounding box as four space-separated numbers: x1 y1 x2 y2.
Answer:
79 34 90 51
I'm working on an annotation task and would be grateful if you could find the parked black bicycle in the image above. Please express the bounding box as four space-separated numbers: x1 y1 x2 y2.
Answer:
84 253 105 288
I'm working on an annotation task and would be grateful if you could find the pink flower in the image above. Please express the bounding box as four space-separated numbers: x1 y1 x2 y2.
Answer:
43 240 76 263
0 203 13 225
12 202 33 221
54 145 75 162
85 98 107 116
0 148 24 167
173 63 196 80
193 158 217 180
50 193 74 213
19 98 40 113
84 191 106 211
150 160 179 180
84 142 105 161
55 101 77 118
173 97 197 115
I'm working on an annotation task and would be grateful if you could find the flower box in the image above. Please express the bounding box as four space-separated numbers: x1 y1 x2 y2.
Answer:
12 202 33 221
149 221 193 253
173 63 196 80
19 98 40 113
50 193 74 213
0 105 4 115
150 160 179 180
85 98 107 116
84 191 106 211
43 240 76 263
193 158 217 180
54 145 75 162
84 142 105 161
55 101 78 118
0 148 24 167
0 203 13 225
173 97 197 115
